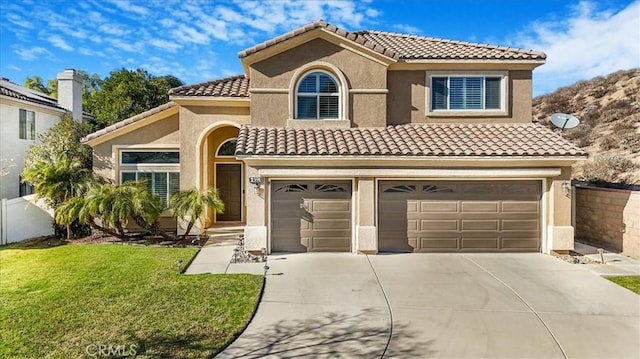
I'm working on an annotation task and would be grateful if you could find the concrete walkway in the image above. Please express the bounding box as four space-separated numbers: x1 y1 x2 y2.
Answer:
216 252 640 359
184 238 265 275
572 241 640 276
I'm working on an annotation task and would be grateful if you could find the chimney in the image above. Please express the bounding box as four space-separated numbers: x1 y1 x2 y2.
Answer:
56 69 83 122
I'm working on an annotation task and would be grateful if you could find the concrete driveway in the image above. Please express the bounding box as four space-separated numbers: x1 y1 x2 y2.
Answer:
217 253 640 358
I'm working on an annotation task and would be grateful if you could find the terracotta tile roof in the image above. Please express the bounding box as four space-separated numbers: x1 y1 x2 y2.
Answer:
0 78 64 109
236 123 585 157
356 31 546 60
238 20 400 60
238 20 545 61
168 75 249 97
82 102 176 143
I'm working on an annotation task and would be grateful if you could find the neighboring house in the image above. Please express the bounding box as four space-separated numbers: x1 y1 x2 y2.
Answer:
83 21 586 254
0 69 85 200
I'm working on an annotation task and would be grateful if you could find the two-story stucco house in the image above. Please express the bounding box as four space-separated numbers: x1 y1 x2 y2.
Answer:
83 21 586 254
1 69 85 200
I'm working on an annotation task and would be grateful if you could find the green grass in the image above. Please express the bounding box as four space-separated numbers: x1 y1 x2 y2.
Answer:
607 276 640 294
0 242 263 358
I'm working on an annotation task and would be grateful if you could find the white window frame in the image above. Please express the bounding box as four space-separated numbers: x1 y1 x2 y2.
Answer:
295 70 341 120
19 108 35 140
426 71 508 116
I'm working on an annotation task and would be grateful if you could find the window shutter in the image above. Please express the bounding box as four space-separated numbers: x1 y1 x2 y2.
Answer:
485 77 501 109
431 77 448 110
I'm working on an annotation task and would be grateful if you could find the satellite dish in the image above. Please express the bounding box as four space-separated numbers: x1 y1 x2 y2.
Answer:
550 113 580 131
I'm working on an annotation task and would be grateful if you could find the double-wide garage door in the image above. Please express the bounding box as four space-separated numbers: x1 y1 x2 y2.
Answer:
271 181 351 252
379 180 541 252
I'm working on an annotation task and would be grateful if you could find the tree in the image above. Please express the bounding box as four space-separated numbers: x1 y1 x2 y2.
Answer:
56 182 175 241
23 113 92 170
22 113 95 239
84 68 183 131
170 188 225 238
24 76 50 95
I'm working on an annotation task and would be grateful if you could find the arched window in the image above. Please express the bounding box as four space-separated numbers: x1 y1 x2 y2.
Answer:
216 138 237 157
296 71 339 119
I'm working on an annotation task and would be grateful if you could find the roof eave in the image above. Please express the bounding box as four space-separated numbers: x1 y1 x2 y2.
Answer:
170 96 250 107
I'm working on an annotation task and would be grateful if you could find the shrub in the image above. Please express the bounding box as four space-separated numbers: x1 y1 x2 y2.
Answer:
599 136 620 150
579 154 637 184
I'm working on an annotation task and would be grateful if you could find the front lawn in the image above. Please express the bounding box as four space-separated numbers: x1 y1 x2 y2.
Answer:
607 276 640 294
0 242 263 358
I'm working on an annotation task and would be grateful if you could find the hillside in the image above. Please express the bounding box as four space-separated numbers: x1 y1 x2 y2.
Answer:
532 69 640 184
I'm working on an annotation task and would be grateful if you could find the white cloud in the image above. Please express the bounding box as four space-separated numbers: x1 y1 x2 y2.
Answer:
107 38 142 53
14 46 52 61
149 39 182 53
98 23 129 36
48 35 73 51
515 0 640 95
392 24 423 34
79 47 106 57
106 0 149 16
172 24 210 44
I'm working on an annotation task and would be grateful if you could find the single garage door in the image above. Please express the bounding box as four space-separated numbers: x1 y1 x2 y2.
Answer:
271 181 351 252
379 181 541 252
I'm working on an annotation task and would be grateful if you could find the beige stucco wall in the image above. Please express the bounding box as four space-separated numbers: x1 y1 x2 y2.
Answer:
249 38 388 127
546 167 574 251
178 105 250 191
387 69 533 124
575 187 639 259
91 113 180 181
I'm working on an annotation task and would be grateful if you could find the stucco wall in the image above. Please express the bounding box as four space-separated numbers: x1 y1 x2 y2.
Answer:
92 113 180 182
387 69 533 124
249 38 388 127
575 186 639 259
178 105 250 191
0 99 63 199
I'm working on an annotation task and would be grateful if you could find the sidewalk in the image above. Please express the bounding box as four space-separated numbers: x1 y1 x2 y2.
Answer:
573 241 640 276
184 237 265 275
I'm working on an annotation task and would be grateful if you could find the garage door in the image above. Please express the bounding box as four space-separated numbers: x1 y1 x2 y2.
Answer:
271 181 351 252
379 181 541 252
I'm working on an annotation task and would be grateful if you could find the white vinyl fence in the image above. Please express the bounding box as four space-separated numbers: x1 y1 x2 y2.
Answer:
0 195 54 245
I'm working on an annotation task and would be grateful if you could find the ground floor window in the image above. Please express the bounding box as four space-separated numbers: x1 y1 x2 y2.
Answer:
121 171 180 206
19 176 34 196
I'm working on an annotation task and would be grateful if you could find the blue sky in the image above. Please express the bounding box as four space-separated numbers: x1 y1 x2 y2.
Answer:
1 0 638 96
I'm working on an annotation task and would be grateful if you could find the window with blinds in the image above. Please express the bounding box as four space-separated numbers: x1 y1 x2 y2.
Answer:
296 72 339 119
121 171 180 206
431 76 502 111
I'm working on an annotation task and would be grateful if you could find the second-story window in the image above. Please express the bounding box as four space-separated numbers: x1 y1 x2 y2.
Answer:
431 76 502 111
19 109 35 140
296 72 339 119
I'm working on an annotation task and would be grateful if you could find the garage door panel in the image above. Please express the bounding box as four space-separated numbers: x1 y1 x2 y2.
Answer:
420 201 458 212
502 202 539 213
462 202 499 213
272 181 351 253
418 237 459 249
461 237 499 249
379 180 541 253
502 220 539 231
419 219 458 230
462 220 499 231
502 238 540 249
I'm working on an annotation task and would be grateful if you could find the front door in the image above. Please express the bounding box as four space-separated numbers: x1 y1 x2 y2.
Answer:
216 164 242 222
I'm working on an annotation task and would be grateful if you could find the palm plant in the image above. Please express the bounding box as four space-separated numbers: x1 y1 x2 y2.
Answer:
170 188 224 238
22 156 96 239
